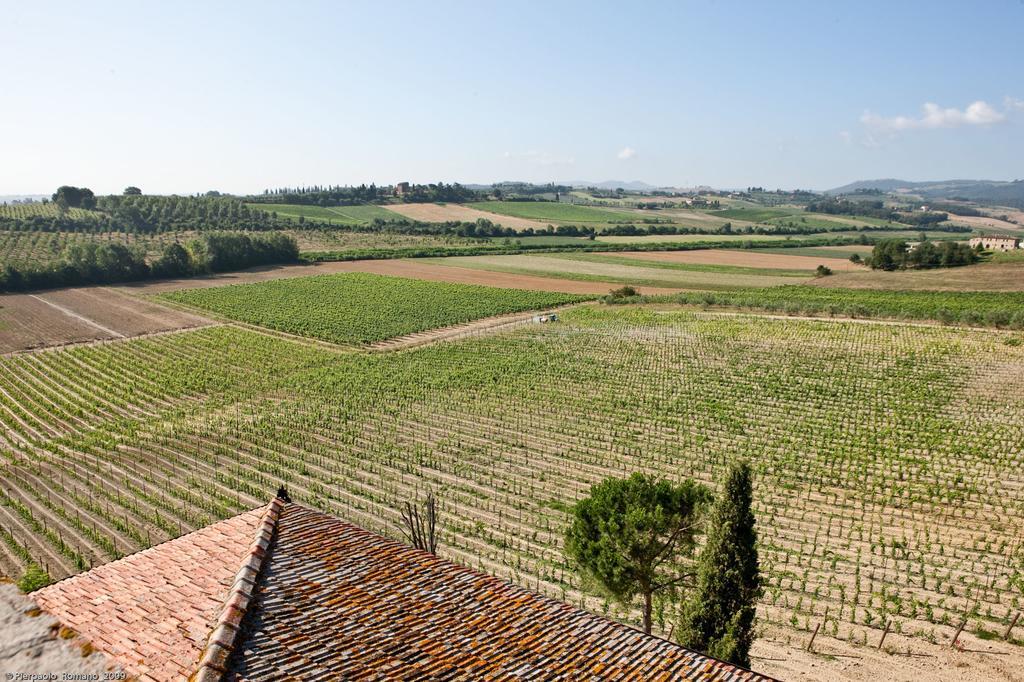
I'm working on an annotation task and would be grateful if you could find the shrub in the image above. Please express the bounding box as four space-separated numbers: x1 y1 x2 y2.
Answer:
962 310 984 327
609 286 639 299
815 264 833 277
17 564 51 593
985 310 1012 328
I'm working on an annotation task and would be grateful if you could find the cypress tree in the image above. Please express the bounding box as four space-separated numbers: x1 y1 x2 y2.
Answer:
678 461 761 668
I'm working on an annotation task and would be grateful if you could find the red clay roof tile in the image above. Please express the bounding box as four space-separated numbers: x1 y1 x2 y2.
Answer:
33 507 265 681
33 499 775 681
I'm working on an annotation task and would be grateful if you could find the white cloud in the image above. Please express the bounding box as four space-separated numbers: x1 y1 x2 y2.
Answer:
502 150 574 166
617 146 636 160
860 100 1006 134
1006 96 1024 112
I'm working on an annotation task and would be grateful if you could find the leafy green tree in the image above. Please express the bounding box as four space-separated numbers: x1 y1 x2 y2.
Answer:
123 186 142 195
52 185 96 209
152 242 194 278
869 238 909 270
677 461 761 668
565 473 710 634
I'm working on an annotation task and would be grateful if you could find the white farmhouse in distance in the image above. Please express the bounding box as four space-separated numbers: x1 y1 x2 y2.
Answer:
969 235 1021 251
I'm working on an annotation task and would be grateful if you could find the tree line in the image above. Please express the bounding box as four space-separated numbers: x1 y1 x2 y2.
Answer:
0 232 298 292
252 181 482 206
864 238 979 270
806 197 951 226
2 195 288 235
293 216 967 241
256 183 386 205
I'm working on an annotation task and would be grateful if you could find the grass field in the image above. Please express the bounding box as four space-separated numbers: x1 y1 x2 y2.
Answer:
991 250 1024 264
606 249 865 272
810 261 1024 293
467 201 642 224
751 245 875 260
639 285 1024 326
541 251 815 276
248 203 401 225
286 229 490 253
159 273 587 344
423 253 808 290
708 207 797 222
595 233 797 245
1 308 1022 678
380 203 551 230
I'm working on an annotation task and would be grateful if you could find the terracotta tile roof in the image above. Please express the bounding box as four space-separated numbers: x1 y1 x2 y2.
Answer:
194 498 283 682
224 503 773 681
32 507 265 681
31 499 775 681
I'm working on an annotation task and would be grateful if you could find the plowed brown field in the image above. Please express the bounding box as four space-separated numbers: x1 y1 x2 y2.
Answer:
382 203 551 230
0 288 213 354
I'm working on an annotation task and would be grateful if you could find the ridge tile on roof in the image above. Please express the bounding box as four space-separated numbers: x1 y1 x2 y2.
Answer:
193 497 284 682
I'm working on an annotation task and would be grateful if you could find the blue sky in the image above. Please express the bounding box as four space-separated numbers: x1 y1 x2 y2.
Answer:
2 0 1023 194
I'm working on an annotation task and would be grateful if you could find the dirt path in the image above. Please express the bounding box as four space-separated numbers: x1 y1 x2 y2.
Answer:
752 621 1022 682
368 303 588 352
609 248 865 271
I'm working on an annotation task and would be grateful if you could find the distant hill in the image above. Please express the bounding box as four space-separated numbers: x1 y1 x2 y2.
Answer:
562 180 659 191
827 179 1024 208
0 194 47 203
466 180 660 192
826 179 917 194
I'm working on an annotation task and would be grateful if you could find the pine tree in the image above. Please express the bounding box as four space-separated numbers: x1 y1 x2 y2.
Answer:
677 461 761 668
565 473 709 634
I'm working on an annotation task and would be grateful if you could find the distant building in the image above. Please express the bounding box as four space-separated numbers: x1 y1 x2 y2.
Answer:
970 235 1021 251
395 181 410 196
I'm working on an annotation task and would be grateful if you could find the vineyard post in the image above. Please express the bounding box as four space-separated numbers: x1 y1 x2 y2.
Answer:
1004 612 1020 641
806 622 821 652
951 618 967 648
878 619 891 650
